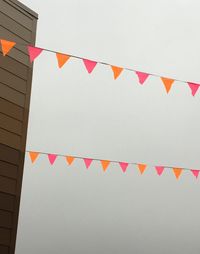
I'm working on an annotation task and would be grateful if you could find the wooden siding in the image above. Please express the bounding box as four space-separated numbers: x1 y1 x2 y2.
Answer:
0 192 15 212
0 0 38 253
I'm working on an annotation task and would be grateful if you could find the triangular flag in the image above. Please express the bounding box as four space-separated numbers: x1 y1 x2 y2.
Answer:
135 71 149 85
188 82 200 96
83 158 93 169
173 168 183 179
82 59 97 73
101 160 110 172
28 46 43 62
29 151 39 163
137 164 147 174
56 53 70 68
191 170 200 179
111 66 123 79
1 39 16 56
161 77 174 93
155 166 164 176
119 162 128 173
48 154 57 165
65 156 75 165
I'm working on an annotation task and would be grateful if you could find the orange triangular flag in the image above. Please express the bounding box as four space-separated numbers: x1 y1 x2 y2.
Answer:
173 168 183 179
101 160 110 172
137 164 147 174
1 39 16 56
111 65 123 79
161 77 174 93
65 156 75 165
56 53 70 68
29 151 39 163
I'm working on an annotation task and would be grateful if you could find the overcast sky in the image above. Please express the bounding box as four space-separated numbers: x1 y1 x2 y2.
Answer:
16 1 200 254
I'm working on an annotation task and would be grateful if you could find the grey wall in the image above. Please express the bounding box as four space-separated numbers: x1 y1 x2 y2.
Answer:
16 0 200 254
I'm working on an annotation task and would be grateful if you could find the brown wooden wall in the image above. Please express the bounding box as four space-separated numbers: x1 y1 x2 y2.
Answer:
0 0 38 253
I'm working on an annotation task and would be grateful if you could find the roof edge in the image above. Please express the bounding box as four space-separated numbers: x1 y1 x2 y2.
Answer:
8 0 38 18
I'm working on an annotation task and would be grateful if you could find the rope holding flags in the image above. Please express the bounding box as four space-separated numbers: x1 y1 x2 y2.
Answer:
1 39 200 96
1 38 199 181
28 151 200 180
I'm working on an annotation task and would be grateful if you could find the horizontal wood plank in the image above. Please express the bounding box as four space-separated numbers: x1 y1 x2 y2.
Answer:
0 1 33 29
0 98 23 121
0 26 30 55
0 55 28 80
0 144 19 165
0 113 22 135
0 227 11 245
0 193 15 212
0 83 25 108
0 46 30 66
0 68 27 94
0 11 32 42
0 244 9 254
0 161 18 179
0 176 16 195
8 0 38 18
0 128 21 150
0 210 12 228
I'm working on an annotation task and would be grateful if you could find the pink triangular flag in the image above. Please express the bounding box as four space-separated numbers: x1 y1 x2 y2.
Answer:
188 82 200 96
191 170 200 179
83 158 93 169
82 59 97 73
47 154 57 165
155 166 164 176
28 46 43 62
135 71 149 85
119 162 129 173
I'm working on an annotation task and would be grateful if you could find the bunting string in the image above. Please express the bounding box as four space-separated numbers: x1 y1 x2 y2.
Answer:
26 150 200 180
1 38 200 96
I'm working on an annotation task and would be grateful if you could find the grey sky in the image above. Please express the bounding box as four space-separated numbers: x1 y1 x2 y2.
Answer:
16 1 200 254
